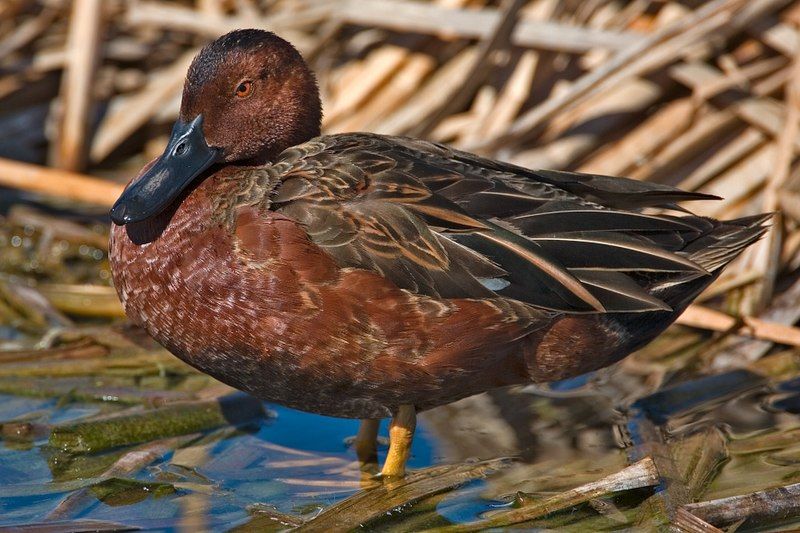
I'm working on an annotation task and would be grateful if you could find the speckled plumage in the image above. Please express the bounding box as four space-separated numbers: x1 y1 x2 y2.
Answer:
110 30 768 420
111 131 768 418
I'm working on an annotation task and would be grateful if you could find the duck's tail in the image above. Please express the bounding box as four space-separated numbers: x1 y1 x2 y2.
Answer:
680 213 772 274
525 214 771 383
608 213 771 356
651 213 771 308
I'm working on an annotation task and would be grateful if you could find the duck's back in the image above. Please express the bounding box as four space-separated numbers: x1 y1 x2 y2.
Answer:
270 132 767 316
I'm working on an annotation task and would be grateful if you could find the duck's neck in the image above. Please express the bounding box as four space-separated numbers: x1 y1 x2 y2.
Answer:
244 127 319 165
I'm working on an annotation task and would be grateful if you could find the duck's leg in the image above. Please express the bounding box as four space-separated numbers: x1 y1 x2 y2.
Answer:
381 404 416 478
354 419 380 464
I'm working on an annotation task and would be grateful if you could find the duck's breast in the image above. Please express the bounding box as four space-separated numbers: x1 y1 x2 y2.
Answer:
108 178 546 417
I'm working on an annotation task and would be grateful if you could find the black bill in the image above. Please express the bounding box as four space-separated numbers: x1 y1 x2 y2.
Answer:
110 115 220 225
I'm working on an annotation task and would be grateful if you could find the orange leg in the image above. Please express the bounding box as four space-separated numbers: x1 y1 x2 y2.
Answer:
381 404 416 478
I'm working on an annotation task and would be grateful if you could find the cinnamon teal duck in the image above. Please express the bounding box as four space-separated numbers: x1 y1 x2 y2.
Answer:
109 29 769 477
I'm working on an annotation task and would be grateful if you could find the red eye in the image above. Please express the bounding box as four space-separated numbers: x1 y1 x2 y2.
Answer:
235 80 253 98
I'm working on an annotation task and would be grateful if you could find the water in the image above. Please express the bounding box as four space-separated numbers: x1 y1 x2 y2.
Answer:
0 368 796 531
0 397 441 529
1 310 799 531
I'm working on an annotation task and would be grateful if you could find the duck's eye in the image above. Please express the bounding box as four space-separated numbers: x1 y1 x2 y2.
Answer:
235 80 253 98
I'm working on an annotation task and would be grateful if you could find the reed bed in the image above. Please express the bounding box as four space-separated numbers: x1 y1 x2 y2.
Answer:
2 0 800 530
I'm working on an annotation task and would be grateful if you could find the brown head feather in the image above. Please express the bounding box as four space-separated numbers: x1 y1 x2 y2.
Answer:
182 29 321 164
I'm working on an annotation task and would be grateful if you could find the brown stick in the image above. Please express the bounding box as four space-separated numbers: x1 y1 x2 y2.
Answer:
409 0 526 138
334 0 641 53
677 304 800 348
52 0 103 171
706 276 800 368
675 507 725 533
683 482 800 527
126 1 330 43
0 157 123 207
446 458 660 531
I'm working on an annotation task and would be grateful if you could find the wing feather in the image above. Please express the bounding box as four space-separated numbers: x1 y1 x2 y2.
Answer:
243 133 722 313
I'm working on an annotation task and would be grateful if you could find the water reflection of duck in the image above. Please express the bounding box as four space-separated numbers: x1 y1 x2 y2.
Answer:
109 29 769 478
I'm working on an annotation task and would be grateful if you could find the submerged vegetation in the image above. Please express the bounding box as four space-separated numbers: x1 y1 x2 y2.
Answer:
3 0 800 530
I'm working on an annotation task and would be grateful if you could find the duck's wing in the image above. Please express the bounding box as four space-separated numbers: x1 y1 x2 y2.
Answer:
265 133 715 313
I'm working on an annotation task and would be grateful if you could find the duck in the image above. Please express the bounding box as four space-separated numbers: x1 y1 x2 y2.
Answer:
109 29 769 478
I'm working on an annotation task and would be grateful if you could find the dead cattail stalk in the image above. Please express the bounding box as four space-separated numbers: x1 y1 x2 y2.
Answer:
51 0 104 172
678 304 800 347
0 157 122 207
739 53 800 312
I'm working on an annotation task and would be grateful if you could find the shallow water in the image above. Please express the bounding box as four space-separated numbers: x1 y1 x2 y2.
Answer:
0 396 438 530
0 359 799 531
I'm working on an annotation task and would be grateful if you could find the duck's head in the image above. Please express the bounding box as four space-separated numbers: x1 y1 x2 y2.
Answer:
111 29 321 225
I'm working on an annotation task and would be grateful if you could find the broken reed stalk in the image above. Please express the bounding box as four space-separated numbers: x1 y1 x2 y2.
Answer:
0 157 122 207
36 284 125 318
52 0 103 172
677 304 800 347
436 458 660 531
409 0 526 137
708 274 800 368
674 507 724 532
683 482 800 527
296 458 512 532
332 0 641 53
